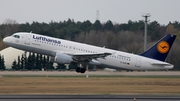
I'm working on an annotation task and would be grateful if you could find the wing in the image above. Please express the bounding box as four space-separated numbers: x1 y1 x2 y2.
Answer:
52 50 112 62
69 52 112 62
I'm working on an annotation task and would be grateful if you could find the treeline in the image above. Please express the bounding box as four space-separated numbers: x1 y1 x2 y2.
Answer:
1 19 180 70
18 19 166 41
0 54 5 70
11 53 54 70
0 19 166 40
11 52 94 71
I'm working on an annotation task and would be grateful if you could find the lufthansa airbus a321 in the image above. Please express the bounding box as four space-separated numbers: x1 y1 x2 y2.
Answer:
3 32 176 73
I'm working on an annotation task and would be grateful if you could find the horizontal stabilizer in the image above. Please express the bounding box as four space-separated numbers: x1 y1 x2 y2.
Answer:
151 62 170 66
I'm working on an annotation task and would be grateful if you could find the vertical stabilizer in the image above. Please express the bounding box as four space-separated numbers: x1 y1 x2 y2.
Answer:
140 34 176 61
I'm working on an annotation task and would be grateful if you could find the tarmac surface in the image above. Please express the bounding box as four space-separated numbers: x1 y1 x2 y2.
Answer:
0 71 180 76
0 95 180 101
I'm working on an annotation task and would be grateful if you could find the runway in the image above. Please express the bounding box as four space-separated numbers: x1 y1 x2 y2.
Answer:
1 71 180 76
0 71 180 101
0 95 180 101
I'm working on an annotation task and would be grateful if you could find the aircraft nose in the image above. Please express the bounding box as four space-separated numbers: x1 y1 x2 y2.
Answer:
3 37 7 43
3 38 7 43
3 37 10 45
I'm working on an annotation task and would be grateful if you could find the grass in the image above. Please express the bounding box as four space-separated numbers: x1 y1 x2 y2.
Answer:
0 76 180 94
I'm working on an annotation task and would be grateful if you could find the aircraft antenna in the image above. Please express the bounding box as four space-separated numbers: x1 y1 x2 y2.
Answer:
142 13 151 52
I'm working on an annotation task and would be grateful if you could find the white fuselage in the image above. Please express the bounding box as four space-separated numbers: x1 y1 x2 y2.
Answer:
3 32 173 70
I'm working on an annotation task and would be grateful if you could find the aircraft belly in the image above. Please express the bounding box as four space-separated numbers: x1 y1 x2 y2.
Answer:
98 58 132 70
8 43 34 52
32 47 52 56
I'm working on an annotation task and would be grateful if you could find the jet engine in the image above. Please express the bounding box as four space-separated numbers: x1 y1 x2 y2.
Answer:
50 53 73 64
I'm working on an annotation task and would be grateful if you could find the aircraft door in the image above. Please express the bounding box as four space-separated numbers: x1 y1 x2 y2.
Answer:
135 56 141 68
25 34 31 45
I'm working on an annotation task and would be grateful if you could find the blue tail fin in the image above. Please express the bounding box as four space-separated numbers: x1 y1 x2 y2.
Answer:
140 34 176 61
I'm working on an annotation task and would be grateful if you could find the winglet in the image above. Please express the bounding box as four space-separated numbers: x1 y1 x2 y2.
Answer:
140 34 176 61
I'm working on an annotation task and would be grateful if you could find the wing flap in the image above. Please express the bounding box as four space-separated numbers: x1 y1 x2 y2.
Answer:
73 52 111 58
53 50 111 62
71 52 111 61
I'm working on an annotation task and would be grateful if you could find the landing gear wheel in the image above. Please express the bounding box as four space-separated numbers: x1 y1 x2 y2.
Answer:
80 68 86 73
76 67 81 73
76 67 86 73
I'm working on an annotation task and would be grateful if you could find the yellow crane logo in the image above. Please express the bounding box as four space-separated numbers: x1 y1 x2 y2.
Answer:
157 41 169 54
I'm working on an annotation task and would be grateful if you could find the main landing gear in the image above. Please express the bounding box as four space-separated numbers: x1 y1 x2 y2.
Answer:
76 67 86 73
75 63 87 73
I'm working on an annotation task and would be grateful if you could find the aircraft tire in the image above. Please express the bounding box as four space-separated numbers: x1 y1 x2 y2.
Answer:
76 67 81 73
80 68 86 73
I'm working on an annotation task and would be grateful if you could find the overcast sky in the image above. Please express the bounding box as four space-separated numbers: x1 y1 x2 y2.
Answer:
0 0 179 25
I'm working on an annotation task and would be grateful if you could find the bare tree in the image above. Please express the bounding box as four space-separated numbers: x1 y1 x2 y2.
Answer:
0 19 19 50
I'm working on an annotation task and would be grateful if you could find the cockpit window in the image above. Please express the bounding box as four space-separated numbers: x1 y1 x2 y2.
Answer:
13 35 20 38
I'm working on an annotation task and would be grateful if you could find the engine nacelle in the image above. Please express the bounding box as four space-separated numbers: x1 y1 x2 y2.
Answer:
52 53 73 64
89 59 101 65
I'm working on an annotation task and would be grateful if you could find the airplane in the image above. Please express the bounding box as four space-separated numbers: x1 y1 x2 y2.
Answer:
3 32 176 73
